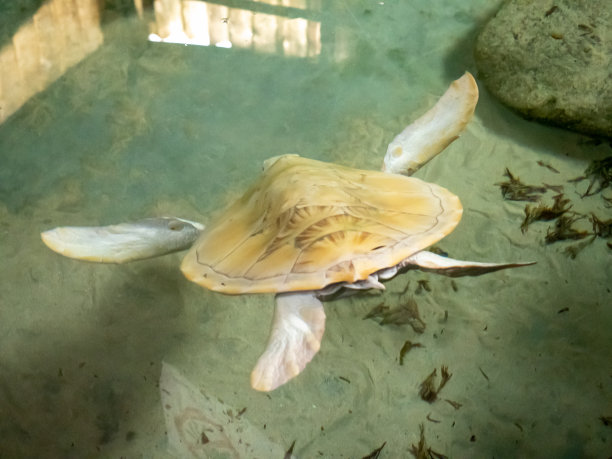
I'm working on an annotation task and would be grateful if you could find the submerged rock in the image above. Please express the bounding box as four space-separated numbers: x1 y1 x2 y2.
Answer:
474 0 612 138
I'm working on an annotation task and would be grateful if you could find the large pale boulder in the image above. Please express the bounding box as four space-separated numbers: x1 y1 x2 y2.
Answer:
474 0 612 138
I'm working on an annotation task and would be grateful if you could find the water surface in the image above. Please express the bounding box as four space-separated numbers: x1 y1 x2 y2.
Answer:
1 1 610 457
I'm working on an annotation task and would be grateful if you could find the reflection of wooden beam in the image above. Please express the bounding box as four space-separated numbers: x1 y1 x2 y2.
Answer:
151 1 321 58
204 0 321 21
153 0 185 39
134 0 144 18
0 0 103 124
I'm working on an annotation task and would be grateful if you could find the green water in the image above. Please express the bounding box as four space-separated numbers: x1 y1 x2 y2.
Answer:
1 1 610 457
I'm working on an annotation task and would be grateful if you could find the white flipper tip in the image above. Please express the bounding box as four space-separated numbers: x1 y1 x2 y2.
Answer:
251 292 326 392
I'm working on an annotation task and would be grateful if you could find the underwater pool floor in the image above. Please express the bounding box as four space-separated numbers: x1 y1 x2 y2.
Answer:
0 1 610 457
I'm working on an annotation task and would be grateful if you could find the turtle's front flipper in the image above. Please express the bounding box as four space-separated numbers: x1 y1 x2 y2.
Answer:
41 217 204 264
383 72 479 176
402 250 536 277
251 291 325 392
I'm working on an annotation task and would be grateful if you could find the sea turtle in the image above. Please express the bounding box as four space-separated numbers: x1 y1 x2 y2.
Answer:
41 73 533 392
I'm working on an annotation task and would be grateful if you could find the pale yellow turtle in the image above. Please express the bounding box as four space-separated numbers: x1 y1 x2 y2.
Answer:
41 73 533 392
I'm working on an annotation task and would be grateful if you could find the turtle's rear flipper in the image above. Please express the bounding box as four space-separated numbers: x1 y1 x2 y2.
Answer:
401 250 536 277
251 291 325 392
41 217 203 264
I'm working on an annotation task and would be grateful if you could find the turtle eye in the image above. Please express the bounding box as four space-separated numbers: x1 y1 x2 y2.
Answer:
168 220 184 231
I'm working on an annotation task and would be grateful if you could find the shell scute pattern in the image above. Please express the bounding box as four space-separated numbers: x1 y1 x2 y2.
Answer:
180 155 462 294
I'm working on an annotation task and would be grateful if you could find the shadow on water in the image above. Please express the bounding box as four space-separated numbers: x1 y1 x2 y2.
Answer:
0 263 190 456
